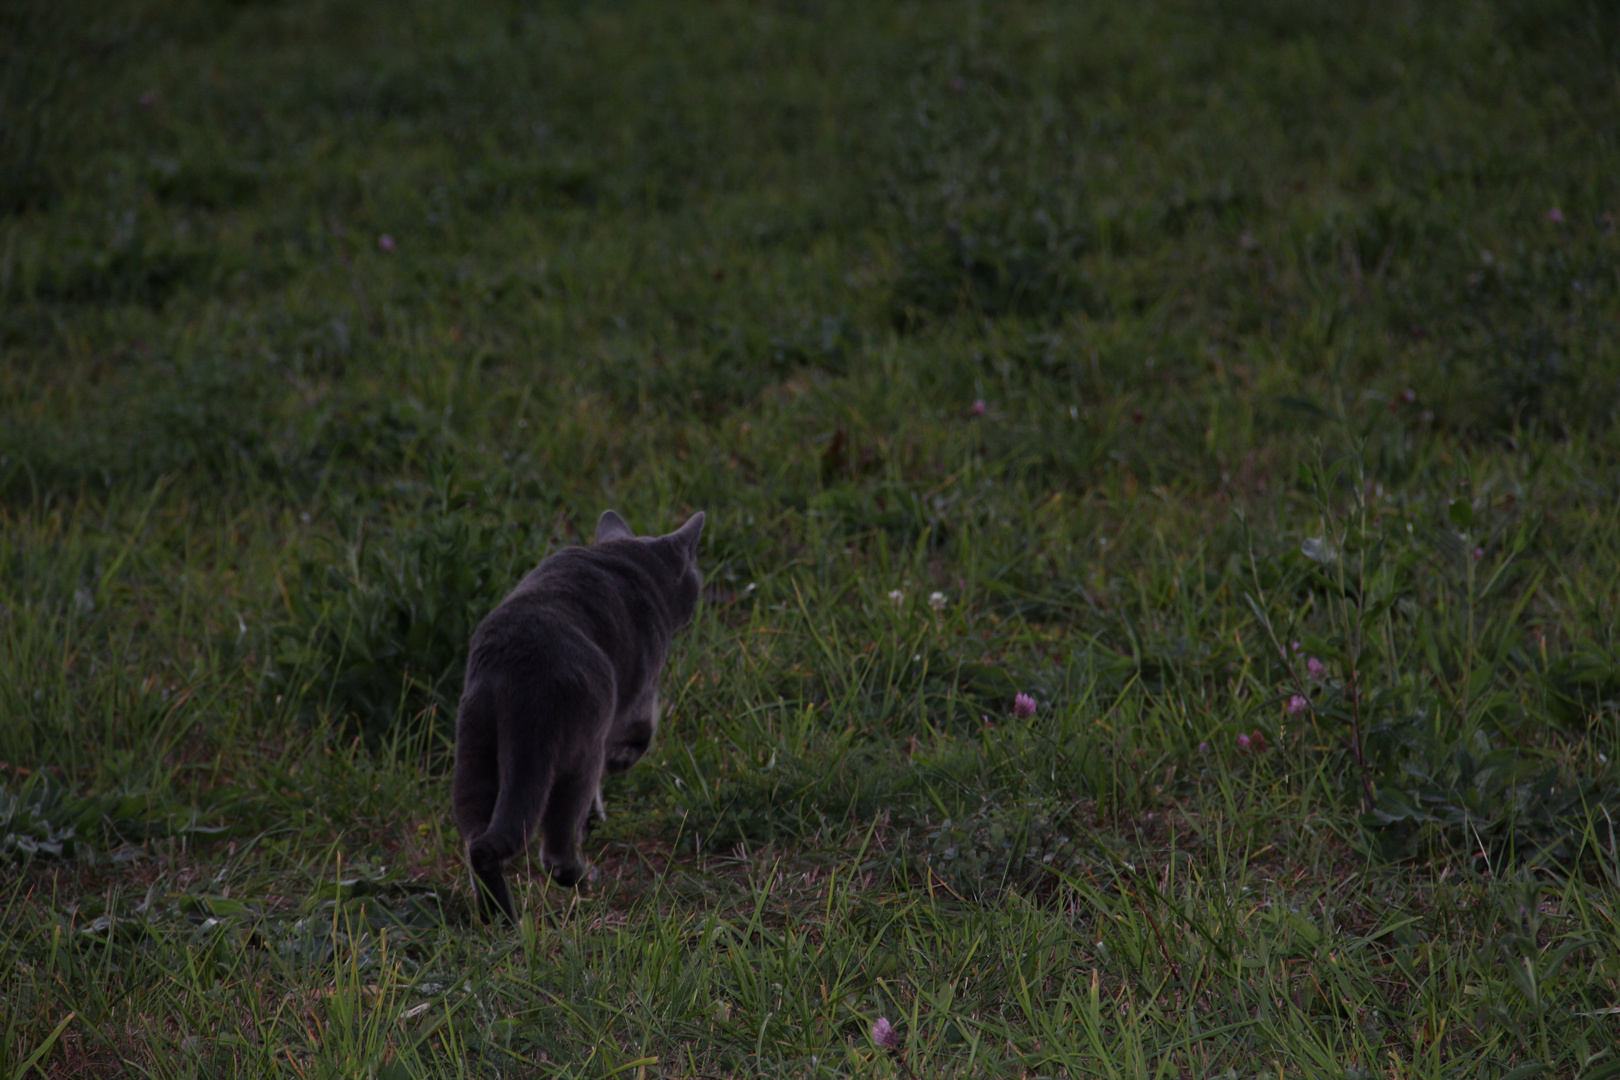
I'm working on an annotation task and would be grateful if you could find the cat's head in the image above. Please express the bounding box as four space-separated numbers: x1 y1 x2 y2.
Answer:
595 509 705 626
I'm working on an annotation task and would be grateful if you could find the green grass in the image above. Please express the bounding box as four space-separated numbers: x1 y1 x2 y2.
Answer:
4 0 1620 1075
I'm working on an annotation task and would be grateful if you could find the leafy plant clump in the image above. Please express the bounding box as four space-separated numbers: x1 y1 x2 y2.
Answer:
271 513 538 744
0 776 246 865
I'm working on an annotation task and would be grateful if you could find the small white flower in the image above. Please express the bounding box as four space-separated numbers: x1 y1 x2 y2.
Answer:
888 589 905 605
928 592 946 612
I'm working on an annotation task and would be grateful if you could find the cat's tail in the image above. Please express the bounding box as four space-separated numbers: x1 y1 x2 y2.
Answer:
453 679 553 925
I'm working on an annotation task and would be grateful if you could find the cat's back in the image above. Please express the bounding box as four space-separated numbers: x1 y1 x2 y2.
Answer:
467 543 661 670
505 542 665 621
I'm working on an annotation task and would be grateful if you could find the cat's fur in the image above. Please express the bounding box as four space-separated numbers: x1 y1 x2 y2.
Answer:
452 509 704 924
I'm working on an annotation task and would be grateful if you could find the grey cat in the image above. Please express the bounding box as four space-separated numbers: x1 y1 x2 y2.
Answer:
452 509 704 924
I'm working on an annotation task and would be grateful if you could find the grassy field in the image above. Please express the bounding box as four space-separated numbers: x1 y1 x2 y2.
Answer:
4 0 1620 1075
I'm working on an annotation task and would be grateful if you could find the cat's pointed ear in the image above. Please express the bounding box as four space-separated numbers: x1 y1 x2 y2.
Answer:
672 511 705 558
595 510 634 543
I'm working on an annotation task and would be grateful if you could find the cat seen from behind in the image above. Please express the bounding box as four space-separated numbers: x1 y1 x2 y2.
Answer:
452 509 704 924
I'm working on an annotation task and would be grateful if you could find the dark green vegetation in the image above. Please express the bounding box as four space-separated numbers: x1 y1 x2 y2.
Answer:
5 0 1620 1075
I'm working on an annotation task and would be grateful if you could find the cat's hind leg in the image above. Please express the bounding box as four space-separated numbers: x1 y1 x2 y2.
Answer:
464 697 556 925
466 775 550 924
539 750 604 887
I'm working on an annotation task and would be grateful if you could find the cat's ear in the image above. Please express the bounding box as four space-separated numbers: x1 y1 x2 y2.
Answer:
595 510 635 543
671 511 705 559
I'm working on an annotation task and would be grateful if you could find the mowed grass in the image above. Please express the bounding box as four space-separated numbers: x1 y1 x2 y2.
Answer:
4 0 1620 1075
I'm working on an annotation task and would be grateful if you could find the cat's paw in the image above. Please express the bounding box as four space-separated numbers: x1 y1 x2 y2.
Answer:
467 848 516 924
542 852 588 888
468 840 506 876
